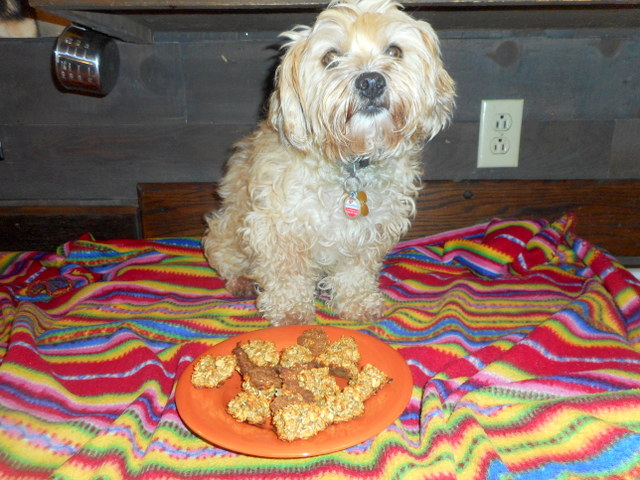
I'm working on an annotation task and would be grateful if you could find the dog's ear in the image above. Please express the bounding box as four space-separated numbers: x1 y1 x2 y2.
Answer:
268 27 313 152
417 22 456 139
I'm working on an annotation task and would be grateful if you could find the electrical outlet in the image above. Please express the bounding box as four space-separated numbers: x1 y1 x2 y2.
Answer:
477 99 523 168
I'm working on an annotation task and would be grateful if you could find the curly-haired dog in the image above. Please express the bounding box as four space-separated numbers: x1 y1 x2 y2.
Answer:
203 0 455 326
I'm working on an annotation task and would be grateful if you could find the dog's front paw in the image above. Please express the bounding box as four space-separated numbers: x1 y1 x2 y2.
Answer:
333 292 386 324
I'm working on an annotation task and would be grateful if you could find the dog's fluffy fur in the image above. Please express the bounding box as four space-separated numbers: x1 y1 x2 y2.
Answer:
203 0 455 326
0 0 37 37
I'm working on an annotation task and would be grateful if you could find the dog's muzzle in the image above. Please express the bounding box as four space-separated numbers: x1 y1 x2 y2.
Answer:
356 72 386 100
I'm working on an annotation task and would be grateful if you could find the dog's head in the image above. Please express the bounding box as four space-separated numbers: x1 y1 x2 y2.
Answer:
268 0 455 163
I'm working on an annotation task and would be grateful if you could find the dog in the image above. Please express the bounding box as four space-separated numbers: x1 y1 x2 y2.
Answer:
203 0 455 326
0 0 37 37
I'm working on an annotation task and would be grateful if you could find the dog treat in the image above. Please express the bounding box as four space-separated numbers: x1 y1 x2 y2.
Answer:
191 328 391 442
349 363 391 401
297 367 341 401
239 339 280 367
317 335 361 379
279 343 314 368
270 390 309 415
242 365 283 392
272 402 329 441
277 367 316 403
297 328 330 357
324 387 366 423
232 343 255 376
241 379 278 399
191 354 237 388
227 391 271 425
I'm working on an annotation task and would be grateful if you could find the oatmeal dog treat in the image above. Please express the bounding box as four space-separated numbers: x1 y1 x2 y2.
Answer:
191 354 237 388
297 367 340 401
242 366 283 391
318 336 361 379
297 328 330 357
227 391 271 425
279 343 314 368
324 387 366 423
349 363 391 401
231 342 282 391
272 402 329 441
278 367 315 403
239 339 280 367
241 379 278 399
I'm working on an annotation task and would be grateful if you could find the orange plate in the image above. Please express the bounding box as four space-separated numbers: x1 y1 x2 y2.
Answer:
176 325 413 458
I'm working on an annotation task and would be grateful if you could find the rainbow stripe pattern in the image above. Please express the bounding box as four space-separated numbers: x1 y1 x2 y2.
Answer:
1 214 639 479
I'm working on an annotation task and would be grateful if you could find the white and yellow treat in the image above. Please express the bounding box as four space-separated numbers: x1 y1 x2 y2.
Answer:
279 344 313 368
349 363 390 401
297 367 340 401
272 402 329 441
323 387 366 423
240 339 280 367
227 391 271 425
318 336 361 378
191 354 237 388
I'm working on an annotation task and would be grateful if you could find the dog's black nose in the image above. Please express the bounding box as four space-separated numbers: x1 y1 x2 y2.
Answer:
355 72 386 99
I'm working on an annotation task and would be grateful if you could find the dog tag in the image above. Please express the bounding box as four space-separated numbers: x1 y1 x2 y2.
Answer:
357 191 369 216
343 191 369 218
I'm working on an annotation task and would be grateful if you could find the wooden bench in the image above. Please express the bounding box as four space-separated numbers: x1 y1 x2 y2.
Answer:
138 180 640 265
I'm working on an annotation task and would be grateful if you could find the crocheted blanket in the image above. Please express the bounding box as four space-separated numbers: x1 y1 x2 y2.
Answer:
1 214 639 479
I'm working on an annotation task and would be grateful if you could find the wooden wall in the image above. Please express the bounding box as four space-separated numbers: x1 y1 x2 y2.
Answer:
1 6 639 250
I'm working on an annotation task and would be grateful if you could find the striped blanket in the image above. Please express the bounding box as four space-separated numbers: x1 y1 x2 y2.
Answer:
1 214 639 479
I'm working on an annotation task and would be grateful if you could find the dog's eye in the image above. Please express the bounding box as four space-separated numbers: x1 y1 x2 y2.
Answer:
321 49 340 68
385 45 403 58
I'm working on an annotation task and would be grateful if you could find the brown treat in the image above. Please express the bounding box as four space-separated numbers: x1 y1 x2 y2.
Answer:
244 365 283 390
191 354 237 388
232 342 256 376
329 364 359 380
297 328 330 357
272 402 329 441
278 367 315 402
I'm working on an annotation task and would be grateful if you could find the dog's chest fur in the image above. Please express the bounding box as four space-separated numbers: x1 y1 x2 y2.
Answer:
279 157 420 265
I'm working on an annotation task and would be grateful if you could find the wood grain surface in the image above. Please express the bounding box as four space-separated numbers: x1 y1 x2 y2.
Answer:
137 182 220 238
32 0 623 10
138 180 640 258
0 206 138 252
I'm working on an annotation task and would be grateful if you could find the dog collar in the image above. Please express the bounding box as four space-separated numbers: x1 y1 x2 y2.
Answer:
342 157 371 218
347 156 370 173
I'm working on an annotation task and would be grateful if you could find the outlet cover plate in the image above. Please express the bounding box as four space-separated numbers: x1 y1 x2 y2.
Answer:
477 99 523 168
